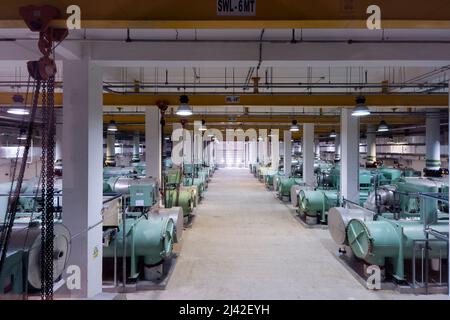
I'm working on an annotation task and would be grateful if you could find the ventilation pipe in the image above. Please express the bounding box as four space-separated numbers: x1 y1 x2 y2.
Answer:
334 133 341 162
366 124 377 168
132 131 140 162
105 132 116 166
424 109 444 177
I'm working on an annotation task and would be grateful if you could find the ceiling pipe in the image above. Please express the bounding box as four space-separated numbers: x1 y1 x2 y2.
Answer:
4 37 450 45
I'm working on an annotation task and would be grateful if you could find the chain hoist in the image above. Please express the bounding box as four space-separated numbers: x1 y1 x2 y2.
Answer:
0 5 67 300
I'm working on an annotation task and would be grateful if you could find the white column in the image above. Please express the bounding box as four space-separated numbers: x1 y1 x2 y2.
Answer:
145 108 161 180
210 140 215 166
245 142 249 167
341 109 360 203
315 137 321 160
251 139 257 164
55 111 63 162
132 131 140 162
335 133 341 161
366 124 377 165
105 132 115 166
62 53 103 298
171 123 182 166
448 79 450 298
270 129 280 171
303 124 315 186
425 109 441 172
283 131 292 177
258 139 263 164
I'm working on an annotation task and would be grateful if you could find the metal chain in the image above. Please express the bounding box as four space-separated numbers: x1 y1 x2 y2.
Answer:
45 76 55 299
39 77 56 300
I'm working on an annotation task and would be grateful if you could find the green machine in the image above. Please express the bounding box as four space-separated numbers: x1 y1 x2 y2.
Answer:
297 167 396 225
277 176 304 202
103 215 175 280
265 169 282 190
164 168 195 219
330 177 449 283
347 217 448 281
103 177 158 207
0 250 25 296
298 189 339 224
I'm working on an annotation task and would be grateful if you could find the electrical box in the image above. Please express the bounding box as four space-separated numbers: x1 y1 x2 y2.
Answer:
0 250 24 295
130 184 155 207
102 196 122 227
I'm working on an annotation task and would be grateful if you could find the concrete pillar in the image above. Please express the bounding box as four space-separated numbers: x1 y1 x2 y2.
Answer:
62 54 103 298
257 138 263 164
210 140 215 166
334 133 341 161
284 131 292 177
366 124 377 166
193 121 203 165
105 132 116 166
171 123 183 166
448 79 450 298
425 109 441 173
340 109 360 203
258 129 268 165
250 139 257 165
132 131 140 162
314 137 321 160
145 108 161 181
271 129 280 171
303 124 315 186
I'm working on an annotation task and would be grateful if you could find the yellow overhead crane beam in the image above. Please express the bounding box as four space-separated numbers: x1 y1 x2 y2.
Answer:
116 124 339 135
104 114 426 126
0 92 448 107
2 0 450 29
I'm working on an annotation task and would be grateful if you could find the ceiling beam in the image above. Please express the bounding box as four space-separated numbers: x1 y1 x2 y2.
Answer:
2 0 450 29
104 114 426 125
0 92 447 107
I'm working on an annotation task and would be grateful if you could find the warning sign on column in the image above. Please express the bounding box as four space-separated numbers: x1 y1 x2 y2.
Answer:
217 0 256 16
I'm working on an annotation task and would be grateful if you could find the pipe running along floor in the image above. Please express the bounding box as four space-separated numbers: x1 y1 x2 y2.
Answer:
123 168 448 300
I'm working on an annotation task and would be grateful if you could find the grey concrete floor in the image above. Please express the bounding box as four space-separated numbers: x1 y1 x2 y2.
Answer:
124 168 449 300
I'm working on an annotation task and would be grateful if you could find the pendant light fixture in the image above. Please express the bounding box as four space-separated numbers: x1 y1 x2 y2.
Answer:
107 120 118 132
290 120 300 132
7 94 29 115
176 95 193 116
351 95 370 117
330 130 337 138
199 119 207 131
377 120 389 132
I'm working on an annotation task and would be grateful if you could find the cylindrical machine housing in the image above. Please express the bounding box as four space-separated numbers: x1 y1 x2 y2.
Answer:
103 216 175 266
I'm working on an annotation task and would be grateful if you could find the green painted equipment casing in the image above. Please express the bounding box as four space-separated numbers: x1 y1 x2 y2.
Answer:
103 216 175 271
